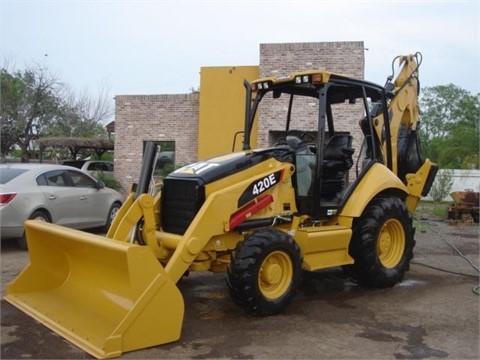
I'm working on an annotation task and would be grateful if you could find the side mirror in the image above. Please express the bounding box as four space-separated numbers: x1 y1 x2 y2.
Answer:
96 180 105 189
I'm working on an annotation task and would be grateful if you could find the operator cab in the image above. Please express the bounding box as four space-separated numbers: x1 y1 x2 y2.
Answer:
244 72 390 218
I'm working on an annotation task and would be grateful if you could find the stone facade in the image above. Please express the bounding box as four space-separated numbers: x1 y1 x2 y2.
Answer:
114 41 365 191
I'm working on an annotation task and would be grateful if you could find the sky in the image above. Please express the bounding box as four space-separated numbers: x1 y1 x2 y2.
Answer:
1 0 479 109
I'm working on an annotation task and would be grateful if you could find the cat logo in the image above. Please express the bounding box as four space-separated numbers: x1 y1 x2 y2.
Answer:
175 162 220 175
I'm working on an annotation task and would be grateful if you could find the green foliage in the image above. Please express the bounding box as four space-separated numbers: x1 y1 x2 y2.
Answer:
419 84 479 169
160 163 176 177
1 65 112 162
9 149 22 158
416 200 449 224
430 205 448 218
461 154 480 169
100 152 114 161
88 151 114 161
429 169 454 203
1 67 62 161
95 172 125 193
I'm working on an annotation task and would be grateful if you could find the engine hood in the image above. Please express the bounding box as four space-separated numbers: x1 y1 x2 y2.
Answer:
167 148 292 184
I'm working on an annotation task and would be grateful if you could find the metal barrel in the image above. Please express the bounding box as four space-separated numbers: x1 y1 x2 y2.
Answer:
4 220 184 359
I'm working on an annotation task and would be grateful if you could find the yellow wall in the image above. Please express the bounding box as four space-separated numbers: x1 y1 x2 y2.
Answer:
198 66 259 160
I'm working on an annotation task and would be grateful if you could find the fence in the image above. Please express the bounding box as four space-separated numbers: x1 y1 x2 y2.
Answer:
424 169 480 202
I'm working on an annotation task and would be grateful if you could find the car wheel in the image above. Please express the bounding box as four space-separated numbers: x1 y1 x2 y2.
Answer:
104 202 122 233
17 210 51 250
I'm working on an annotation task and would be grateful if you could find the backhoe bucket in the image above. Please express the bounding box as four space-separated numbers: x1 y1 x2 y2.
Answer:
4 220 184 359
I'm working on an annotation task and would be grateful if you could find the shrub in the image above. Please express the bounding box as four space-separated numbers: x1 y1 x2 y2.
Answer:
429 169 453 202
96 172 125 193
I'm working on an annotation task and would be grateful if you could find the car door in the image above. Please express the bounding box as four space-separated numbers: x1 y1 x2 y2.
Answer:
65 169 109 228
41 169 85 227
44 170 96 228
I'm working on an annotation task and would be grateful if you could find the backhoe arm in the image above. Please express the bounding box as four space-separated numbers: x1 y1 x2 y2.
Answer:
372 53 437 212
387 53 422 175
374 53 422 176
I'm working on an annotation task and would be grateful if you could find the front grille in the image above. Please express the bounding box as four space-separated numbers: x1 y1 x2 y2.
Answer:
161 178 205 235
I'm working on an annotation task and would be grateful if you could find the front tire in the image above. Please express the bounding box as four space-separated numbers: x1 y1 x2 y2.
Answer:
227 228 302 316
104 202 121 233
343 197 415 288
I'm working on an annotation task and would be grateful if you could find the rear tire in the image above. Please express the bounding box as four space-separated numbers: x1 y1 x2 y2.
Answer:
343 197 415 288
17 210 51 250
227 228 302 316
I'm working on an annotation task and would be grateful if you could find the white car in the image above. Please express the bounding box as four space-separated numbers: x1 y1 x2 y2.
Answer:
0 163 124 249
61 160 114 179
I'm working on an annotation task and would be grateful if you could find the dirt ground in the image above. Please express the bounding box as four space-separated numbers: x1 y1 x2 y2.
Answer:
1 214 479 359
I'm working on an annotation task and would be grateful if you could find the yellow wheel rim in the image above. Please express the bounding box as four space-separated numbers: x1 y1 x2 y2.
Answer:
377 219 405 268
258 251 293 300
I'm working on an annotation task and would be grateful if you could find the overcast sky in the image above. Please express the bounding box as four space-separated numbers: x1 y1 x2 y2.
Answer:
1 0 479 103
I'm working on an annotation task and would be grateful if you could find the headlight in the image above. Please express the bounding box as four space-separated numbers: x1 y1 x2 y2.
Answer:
295 75 310 84
256 82 269 90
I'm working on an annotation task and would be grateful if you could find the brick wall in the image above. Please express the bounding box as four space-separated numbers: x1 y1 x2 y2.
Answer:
260 41 364 78
114 94 198 192
114 41 364 191
257 41 365 149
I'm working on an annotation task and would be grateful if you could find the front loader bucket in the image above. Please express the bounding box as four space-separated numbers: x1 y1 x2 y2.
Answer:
4 220 184 359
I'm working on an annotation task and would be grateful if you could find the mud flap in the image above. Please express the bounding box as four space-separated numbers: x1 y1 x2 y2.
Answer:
4 220 184 359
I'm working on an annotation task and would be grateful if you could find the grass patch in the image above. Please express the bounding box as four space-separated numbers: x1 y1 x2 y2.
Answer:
416 200 451 221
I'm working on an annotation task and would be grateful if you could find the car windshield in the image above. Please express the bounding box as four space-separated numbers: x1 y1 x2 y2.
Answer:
0 168 28 184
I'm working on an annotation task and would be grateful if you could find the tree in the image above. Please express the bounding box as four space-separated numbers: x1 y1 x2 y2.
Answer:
49 82 113 139
0 70 20 155
1 65 113 162
1 66 62 161
419 84 479 169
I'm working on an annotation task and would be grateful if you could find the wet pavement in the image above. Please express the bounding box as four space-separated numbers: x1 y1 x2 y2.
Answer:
1 220 479 359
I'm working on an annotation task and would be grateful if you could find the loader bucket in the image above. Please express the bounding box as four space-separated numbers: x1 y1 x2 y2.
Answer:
4 220 184 359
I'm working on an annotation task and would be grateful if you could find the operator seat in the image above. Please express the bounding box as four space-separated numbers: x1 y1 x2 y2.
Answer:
320 134 354 197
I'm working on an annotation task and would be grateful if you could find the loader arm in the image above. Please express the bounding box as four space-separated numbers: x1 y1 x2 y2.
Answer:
105 140 165 254
106 192 166 259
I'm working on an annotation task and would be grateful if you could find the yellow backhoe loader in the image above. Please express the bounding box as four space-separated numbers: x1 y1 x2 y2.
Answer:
5 52 438 358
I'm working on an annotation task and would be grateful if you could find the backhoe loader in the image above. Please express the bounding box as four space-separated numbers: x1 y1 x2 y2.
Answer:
5 52 438 358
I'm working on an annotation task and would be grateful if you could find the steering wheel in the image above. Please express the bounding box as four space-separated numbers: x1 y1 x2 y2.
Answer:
275 130 316 150
298 132 316 143
286 130 316 149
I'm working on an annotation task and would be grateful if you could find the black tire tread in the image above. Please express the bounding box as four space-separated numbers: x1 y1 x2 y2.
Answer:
227 228 302 316
344 197 415 288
